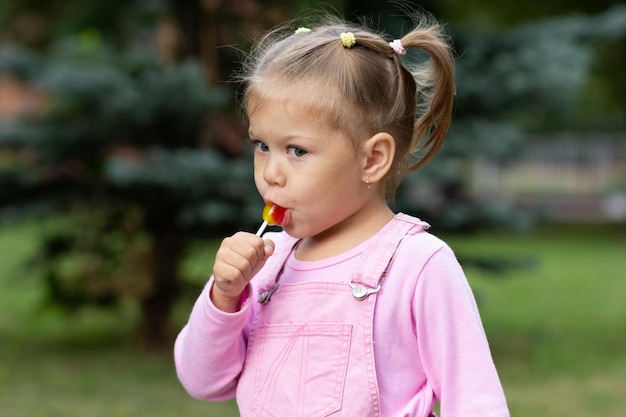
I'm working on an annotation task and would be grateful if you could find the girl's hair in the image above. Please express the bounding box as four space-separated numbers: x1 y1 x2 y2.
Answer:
240 13 455 195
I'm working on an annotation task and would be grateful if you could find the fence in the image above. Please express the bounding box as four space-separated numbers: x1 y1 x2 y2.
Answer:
471 133 626 222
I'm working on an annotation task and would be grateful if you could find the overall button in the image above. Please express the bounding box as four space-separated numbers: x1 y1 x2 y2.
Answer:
351 285 368 300
348 280 380 301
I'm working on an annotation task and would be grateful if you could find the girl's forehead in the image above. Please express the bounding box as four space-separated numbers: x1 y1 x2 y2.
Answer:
246 78 365 149
248 82 333 120
248 76 337 105
248 96 333 138
248 96 311 125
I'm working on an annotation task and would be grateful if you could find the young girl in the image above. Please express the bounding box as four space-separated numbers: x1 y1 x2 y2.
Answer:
175 12 510 417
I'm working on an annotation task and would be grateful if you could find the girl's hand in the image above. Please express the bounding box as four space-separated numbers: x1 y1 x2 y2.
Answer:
211 232 275 312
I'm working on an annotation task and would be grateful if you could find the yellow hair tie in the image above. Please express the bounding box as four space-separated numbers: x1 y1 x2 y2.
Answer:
340 32 356 48
295 27 311 34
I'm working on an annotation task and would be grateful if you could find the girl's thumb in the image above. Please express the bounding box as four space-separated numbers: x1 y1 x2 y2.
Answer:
262 239 275 257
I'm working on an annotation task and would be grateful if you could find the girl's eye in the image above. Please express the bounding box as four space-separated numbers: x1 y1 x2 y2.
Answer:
254 141 269 152
288 147 307 158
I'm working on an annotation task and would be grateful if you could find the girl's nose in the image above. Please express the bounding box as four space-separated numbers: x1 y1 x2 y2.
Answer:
262 154 285 186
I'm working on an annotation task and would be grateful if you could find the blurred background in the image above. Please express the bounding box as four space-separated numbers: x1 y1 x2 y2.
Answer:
0 0 624 416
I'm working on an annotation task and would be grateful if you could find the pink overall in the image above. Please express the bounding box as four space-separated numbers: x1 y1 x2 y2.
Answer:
236 215 428 417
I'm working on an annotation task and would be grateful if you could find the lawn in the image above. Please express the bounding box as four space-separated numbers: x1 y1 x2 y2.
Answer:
0 220 624 416
445 224 626 417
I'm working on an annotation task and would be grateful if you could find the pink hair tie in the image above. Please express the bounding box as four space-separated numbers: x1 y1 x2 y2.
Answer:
389 39 406 55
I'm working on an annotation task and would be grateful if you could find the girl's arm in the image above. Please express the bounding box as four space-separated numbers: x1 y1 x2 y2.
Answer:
174 230 273 400
415 245 510 417
174 279 252 401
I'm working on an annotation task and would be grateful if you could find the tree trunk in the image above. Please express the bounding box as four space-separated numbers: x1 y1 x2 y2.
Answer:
140 214 181 347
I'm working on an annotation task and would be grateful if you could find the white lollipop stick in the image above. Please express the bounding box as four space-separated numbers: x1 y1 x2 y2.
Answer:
255 220 268 236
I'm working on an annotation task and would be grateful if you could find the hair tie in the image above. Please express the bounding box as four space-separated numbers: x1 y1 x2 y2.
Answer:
340 32 356 48
389 39 406 55
295 27 311 34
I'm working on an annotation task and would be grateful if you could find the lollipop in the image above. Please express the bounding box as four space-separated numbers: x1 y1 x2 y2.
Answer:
255 202 287 236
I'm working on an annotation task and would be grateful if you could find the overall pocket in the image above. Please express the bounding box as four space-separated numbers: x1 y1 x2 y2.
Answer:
250 323 353 417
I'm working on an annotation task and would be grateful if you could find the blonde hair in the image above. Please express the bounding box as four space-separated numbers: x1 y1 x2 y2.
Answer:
240 13 455 195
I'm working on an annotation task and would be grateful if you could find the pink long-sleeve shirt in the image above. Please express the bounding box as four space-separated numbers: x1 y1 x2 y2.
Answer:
175 223 509 417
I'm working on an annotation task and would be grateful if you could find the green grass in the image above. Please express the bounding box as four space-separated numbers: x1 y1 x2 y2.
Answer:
1 220 625 416
0 220 238 417
445 224 626 417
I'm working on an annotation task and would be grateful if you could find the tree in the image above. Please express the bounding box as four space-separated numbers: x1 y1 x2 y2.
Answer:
0 35 261 345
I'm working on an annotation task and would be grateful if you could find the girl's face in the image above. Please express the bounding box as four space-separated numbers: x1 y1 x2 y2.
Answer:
248 94 372 241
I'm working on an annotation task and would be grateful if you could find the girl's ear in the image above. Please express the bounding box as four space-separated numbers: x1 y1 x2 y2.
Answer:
360 132 395 183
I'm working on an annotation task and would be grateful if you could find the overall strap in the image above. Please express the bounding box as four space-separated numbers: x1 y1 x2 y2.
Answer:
256 233 299 304
349 213 430 300
350 213 430 416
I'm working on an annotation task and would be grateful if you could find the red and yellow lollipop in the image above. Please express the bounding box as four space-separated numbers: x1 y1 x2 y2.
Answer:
255 202 288 236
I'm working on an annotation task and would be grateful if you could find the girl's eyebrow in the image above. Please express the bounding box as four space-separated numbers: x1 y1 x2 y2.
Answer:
248 130 318 144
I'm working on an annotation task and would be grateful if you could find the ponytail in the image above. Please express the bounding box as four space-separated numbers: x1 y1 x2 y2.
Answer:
400 18 455 173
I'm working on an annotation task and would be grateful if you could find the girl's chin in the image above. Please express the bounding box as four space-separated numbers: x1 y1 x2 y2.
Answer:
280 223 311 240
